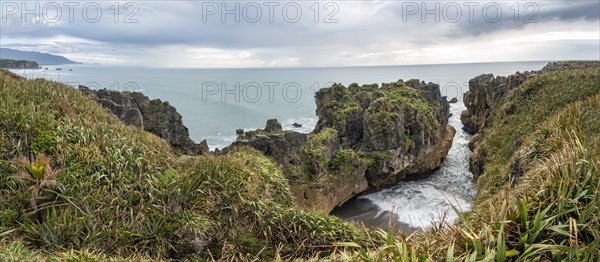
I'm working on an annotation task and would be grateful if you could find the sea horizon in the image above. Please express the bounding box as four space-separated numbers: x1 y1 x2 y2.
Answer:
30 59 561 70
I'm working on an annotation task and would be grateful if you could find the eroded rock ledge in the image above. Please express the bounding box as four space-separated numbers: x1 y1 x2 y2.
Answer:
226 79 454 213
79 86 209 155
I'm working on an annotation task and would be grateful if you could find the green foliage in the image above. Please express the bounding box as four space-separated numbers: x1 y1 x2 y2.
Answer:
329 149 370 177
405 79 421 87
366 86 438 134
301 128 338 176
0 209 19 228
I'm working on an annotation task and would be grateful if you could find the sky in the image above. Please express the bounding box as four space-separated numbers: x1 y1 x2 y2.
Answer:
1 0 599 68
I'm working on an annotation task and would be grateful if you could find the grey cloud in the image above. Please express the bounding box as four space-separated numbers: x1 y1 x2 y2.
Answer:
1 0 598 66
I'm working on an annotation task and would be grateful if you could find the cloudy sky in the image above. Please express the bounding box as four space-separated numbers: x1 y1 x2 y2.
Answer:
1 0 598 67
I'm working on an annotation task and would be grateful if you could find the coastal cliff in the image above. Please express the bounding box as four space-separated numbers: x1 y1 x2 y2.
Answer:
313 81 454 191
460 71 536 134
0 59 39 69
226 80 454 213
79 86 209 155
463 61 600 178
461 61 600 135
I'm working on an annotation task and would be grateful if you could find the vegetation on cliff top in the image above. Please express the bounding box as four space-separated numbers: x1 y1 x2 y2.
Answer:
1 68 599 261
322 81 439 136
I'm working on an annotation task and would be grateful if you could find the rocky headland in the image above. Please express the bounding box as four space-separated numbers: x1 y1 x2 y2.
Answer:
79 86 209 155
0 59 39 69
226 79 454 213
461 61 600 135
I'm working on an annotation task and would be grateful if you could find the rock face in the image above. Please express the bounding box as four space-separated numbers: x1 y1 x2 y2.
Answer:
227 128 307 168
264 119 283 132
226 80 454 213
80 86 209 155
448 97 458 103
315 80 454 191
223 123 369 213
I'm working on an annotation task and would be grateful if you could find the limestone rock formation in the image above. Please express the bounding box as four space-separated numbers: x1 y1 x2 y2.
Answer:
224 124 369 213
314 81 453 192
80 86 209 155
227 128 307 167
265 119 283 132
226 79 454 213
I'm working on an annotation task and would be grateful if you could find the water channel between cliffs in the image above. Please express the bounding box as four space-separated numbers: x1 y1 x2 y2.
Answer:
331 103 476 232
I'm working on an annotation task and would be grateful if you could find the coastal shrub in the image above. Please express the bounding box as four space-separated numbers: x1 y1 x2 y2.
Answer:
329 149 370 178
301 128 338 177
30 130 57 156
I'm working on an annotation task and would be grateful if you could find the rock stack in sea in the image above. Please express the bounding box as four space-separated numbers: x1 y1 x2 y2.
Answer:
225 79 455 213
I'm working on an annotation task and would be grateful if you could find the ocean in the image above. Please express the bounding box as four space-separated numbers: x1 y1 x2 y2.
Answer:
11 61 549 229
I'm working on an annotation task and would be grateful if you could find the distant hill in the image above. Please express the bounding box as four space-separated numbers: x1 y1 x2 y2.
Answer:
0 59 40 69
0 48 79 65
